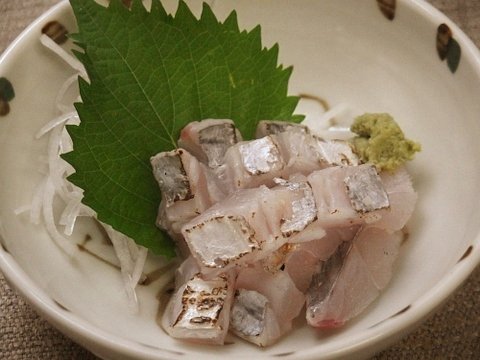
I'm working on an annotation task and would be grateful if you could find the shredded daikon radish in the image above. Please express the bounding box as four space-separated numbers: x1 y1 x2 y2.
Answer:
104 223 149 313
301 102 349 132
55 73 80 113
35 111 79 139
14 205 31 216
27 33 150 313
40 34 88 79
42 178 77 256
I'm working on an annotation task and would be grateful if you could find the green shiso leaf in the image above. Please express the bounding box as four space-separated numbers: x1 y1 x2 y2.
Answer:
65 0 302 258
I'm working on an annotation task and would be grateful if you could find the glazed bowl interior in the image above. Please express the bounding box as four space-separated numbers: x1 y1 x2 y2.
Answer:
1 0 479 359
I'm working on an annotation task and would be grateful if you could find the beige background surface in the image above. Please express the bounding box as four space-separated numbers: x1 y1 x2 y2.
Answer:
1 0 479 359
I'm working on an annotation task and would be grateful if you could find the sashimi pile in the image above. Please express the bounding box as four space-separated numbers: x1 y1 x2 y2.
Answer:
153 117 418 346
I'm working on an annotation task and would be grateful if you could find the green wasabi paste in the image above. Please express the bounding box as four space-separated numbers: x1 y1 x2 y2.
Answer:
350 113 421 171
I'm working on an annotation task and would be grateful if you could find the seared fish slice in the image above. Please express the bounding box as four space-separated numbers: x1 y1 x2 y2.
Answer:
183 214 260 269
151 149 225 254
230 264 304 347
181 186 276 278
255 120 309 138
162 257 235 345
285 226 359 292
215 125 359 195
308 164 390 228
151 149 193 207
274 178 317 238
344 165 390 213
179 119 242 168
306 227 403 328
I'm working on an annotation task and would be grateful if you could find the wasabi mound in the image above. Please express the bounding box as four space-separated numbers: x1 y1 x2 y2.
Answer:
350 113 421 171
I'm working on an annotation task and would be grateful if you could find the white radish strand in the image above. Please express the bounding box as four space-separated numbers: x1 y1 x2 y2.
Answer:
40 34 88 79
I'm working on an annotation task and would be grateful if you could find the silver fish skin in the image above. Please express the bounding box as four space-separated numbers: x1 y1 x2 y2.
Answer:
306 227 403 328
231 264 305 347
344 165 390 213
181 187 271 278
151 149 225 254
230 289 270 337
179 119 242 168
308 164 391 228
214 126 359 196
216 136 285 191
285 226 359 292
151 149 193 207
162 261 235 345
271 128 359 179
274 178 317 238
315 138 359 167
181 182 314 278
255 120 309 138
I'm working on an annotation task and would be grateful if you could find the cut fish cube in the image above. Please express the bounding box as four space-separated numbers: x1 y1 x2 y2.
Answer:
179 119 242 168
162 258 235 345
306 227 403 328
230 264 304 346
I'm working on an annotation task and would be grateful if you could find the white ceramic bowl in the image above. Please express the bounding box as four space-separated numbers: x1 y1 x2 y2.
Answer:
1 1 479 359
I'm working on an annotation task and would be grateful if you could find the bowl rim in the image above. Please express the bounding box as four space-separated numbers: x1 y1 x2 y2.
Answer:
1 0 479 359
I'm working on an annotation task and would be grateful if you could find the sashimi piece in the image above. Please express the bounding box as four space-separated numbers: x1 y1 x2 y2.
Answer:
275 130 359 177
151 149 225 251
375 166 417 232
182 178 323 278
230 264 305 346
179 119 242 168
181 186 290 278
181 187 272 277
255 120 309 138
308 164 390 228
162 257 235 345
218 136 285 190
285 226 359 292
215 126 359 194
273 178 317 238
255 121 358 168
306 227 403 328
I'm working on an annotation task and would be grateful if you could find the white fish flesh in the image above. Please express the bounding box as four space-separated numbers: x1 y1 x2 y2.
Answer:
230 264 305 346
218 136 285 190
179 119 242 168
151 149 225 251
308 164 390 228
375 166 418 232
306 226 403 328
181 186 286 278
216 128 359 194
182 178 324 278
255 120 309 138
284 226 359 292
162 257 235 345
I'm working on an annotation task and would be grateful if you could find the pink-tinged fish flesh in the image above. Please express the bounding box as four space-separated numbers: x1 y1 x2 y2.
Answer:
274 178 317 238
181 178 323 278
230 264 305 346
285 226 359 292
151 149 225 253
307 164 390 228
375 166 418 232
275 130 359 176
255 120 309 138
179 119 242 168
162 257 235 345
217 127 359 194
218 136 285 190
306 227 403 328
181 186 288 278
